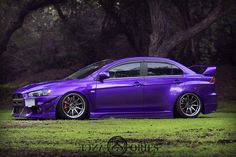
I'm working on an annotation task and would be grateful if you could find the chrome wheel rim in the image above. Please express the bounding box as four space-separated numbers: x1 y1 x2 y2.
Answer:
62 93 85 118
180 93 201 117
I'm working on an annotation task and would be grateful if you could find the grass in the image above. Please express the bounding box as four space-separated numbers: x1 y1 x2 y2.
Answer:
0 101 236 157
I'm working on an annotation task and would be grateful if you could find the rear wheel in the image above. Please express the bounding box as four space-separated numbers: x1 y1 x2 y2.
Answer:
57 93 88 119
175 93 201 118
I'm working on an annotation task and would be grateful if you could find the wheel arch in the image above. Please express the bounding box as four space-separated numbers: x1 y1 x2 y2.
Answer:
173 91 205 117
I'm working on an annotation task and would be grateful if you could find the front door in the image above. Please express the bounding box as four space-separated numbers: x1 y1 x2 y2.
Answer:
95 62 144 112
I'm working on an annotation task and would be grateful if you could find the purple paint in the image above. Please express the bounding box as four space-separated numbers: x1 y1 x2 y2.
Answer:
12 57 217 119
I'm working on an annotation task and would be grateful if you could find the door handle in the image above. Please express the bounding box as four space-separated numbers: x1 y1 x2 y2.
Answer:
173 80 183 84
133 81 143 86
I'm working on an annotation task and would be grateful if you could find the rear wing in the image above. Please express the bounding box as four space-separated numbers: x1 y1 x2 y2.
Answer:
188 65 216 76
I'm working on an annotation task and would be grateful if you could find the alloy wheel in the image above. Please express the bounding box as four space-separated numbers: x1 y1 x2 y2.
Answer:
179 93 201 117
62 93 86 119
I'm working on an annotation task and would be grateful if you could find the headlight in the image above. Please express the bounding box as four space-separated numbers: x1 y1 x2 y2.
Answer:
28 89 52 97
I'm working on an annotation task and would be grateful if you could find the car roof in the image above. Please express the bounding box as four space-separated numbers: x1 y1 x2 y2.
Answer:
115 57 175 63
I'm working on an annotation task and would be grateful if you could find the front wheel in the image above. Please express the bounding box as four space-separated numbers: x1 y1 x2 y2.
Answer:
57 93 88 119
175 93 202 118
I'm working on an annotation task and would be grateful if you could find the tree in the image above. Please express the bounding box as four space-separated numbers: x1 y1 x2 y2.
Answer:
99 0 152 56
99 0 234 57
0 0 66 55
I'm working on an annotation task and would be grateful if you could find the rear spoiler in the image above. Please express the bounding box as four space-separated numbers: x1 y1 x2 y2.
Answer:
188 65 216 76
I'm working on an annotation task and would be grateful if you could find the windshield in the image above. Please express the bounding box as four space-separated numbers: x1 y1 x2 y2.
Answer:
65 59 113 80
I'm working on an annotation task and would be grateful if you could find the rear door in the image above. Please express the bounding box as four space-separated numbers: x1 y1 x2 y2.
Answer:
143 61 184 111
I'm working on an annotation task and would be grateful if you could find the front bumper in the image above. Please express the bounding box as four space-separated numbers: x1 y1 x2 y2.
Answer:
12 93 60 119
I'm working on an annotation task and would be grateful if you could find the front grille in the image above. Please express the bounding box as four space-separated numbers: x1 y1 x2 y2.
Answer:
12 93 41 115
12 93 24 108
12 98 24 107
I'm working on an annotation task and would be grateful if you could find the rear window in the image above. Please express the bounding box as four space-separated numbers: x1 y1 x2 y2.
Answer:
147 62 183 76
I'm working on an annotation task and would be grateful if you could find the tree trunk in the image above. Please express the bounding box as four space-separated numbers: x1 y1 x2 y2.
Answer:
97 0 121 58
99 0 152 56
122 0 152 55
147 0 170 57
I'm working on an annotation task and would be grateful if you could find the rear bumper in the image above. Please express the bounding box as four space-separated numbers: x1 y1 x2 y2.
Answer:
202 92 217 114
12 94 60 119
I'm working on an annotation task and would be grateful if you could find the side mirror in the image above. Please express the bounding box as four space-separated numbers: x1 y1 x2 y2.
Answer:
97 72 110 81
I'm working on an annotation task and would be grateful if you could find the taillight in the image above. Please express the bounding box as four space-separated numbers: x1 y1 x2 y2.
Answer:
210 76 216 84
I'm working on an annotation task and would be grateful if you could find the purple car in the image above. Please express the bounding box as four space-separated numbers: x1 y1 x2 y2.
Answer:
12 57 217 119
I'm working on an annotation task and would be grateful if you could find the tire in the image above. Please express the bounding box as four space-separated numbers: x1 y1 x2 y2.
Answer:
174 93 202 118
57 92 88 119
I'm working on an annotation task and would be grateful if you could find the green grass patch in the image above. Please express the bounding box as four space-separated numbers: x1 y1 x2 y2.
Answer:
0 101 235 156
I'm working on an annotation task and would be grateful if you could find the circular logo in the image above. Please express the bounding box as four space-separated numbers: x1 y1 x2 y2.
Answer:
107 136 127 156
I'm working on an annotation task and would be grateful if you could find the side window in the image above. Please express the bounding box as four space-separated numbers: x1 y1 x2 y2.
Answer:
108 63 141 78
147 62 172 76
147 62 183 76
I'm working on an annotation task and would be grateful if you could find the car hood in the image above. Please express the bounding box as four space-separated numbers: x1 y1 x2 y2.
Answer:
15 79 89 94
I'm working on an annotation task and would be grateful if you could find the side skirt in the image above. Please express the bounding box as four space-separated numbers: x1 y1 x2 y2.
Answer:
89 111 173 119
